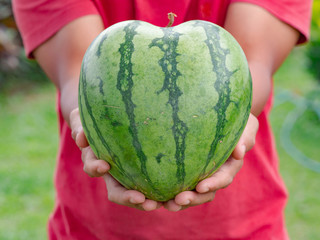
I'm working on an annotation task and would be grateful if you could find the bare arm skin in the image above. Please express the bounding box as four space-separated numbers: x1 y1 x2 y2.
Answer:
224 2 299 116
33 2 299 212
34 15 105 125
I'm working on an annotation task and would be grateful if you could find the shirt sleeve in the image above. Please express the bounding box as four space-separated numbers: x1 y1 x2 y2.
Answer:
230 0 312 44
12 0 100 58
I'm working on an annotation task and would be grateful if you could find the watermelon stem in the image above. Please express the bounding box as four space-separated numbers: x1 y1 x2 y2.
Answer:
166 12 177 27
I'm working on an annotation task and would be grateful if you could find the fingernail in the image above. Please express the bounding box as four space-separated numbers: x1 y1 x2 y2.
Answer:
172 205 182 212
201 186 209 193
76 127 83 136
181 200 190 205
241 145 246 157
97 166 108 174
129 198 139 204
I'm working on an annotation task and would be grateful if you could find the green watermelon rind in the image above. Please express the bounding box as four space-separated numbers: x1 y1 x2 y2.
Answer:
78 20 252 201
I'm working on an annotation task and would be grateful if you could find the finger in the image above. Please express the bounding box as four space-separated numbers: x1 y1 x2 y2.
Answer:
104 174 162 211
76 130 89 148
232 113 259 160
141 199 163 211
174 190 215 208
163 200 182 212
243 113 259 151
196 158 243 193
232 144 246 161
103 174 148 210
70 108 81 140
70 108 89 148
82 147 110 177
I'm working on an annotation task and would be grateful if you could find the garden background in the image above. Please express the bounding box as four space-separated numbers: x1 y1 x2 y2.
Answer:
0 1 319 239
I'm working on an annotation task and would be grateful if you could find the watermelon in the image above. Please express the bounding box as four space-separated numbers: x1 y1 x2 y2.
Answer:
78 19 252 201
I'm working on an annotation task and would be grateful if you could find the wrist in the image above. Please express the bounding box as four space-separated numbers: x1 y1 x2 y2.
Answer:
248 61 272 117
59 79 79 126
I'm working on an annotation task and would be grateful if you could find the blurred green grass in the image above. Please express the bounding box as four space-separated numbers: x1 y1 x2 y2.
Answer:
0 83 57 239
271 47 320 240
0 46 319 239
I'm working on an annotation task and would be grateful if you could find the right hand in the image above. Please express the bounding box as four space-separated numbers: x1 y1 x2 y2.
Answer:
70 108 162 211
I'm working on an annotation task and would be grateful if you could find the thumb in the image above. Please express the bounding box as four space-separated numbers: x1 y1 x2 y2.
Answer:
70 108 89 148
232 113 259 160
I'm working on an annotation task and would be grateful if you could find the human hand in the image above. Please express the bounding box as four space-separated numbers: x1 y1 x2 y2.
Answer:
70 108 162 211
164 113 259 211
70 108 110 177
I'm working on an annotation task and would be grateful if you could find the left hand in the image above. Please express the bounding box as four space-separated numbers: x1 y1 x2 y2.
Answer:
164 113 259 211
70 108 162 211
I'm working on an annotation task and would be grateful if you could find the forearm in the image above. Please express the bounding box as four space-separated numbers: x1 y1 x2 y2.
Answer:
247 61 272 116
59 79 79 124
224 3 299 117
33 15 104 125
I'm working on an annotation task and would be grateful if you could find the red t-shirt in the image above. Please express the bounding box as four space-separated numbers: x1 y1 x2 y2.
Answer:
13 1 311 239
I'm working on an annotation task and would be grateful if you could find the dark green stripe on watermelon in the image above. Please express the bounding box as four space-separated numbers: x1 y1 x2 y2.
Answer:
80 63 122 165
196 22 250 175
79 64 101 158
150 28 188 186
96 33 108 57
98 76 123 127
116 22 159 191
80 47 137 185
